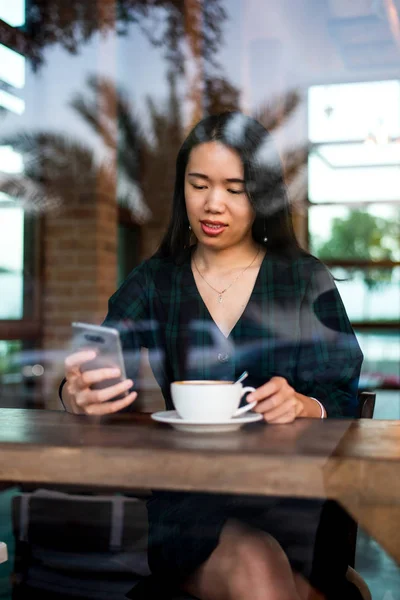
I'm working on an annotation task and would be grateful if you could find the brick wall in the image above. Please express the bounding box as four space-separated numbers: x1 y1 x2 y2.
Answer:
41 193 118 408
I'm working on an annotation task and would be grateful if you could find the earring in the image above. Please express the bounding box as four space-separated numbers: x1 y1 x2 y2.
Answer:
189 225 192 231
263 236 268 243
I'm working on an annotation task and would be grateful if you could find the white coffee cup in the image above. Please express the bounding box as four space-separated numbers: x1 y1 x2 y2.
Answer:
170 380 257 422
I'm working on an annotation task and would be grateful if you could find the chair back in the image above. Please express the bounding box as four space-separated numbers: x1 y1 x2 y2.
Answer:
357 391 376 419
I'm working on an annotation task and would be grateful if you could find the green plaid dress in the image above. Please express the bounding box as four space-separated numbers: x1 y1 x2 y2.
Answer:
104 248 362 418
105 248 363 598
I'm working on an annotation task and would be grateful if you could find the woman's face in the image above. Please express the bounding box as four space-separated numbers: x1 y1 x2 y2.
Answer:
184 141 256 250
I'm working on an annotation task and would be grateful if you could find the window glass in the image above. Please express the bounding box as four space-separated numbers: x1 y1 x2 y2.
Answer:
117 223 140 286
309 204 400 260
308 152 400 203
308 80 400 143
0 339 46 408
308 80 400 204
0 339 23 408
0 207 24 319
0 0 26 27
332 267 400 323
0 340 23 381
356 331 400 389
0 0 398 413
0 145 24 178
0 44 25 89
0 89 25 114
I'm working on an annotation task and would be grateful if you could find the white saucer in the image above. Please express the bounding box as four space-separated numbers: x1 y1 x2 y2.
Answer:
151 410 263 433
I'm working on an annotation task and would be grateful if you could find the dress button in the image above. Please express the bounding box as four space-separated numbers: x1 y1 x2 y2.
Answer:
217 352 230 363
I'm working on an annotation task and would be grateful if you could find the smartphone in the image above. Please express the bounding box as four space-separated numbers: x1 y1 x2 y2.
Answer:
71 322 129 400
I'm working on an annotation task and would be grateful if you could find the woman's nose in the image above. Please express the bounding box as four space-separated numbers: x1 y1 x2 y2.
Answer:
204 188 225 213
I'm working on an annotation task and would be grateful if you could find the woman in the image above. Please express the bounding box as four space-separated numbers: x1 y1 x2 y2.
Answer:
61 112 363 600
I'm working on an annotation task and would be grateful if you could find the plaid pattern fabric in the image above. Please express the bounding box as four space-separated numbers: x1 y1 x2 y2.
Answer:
104 250 363 417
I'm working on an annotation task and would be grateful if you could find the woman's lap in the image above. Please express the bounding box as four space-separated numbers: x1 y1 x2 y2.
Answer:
146 491 229 582
146 491 352 596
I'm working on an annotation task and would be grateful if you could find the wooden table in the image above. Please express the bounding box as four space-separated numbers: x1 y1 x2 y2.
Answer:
1 408 400 565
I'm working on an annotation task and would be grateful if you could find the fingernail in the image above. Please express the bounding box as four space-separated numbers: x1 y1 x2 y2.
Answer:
247 394 254 402
111 369 120 376
126 379 133 387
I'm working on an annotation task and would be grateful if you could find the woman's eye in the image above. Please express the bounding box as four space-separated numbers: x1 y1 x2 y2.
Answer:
191 183 207 190
228 189 244 195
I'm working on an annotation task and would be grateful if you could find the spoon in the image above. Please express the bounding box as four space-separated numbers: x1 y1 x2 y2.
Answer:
234 371 248 385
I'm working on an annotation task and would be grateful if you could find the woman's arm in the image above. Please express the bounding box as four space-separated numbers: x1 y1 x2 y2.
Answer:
294 259 363 418
246 259 362 422
60 263 149 414
246 377 326 423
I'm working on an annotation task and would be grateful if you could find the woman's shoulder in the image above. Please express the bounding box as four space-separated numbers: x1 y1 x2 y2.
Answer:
270 251 331 283
113 255 182 298
135 255 186 288
293 252 331 275
287 253 338 304
145 254 184 275
106 256 180 317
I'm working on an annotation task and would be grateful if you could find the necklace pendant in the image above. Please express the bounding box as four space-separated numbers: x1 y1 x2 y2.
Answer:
218 294 223 303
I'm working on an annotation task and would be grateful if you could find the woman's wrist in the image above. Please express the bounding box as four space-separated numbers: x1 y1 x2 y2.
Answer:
309 397 326 419
297 393 326 419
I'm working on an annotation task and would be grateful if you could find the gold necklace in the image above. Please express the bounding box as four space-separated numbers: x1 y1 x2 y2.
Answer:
193 247 261 303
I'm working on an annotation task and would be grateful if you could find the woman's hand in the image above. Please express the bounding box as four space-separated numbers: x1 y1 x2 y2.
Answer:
246 377 323 423
63 350 137 415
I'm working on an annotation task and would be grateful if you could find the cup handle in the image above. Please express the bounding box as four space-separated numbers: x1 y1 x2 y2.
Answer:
233 386 256 417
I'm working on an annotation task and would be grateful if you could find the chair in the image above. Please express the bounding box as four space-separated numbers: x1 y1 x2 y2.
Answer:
11 490 150 599
356 391 376 420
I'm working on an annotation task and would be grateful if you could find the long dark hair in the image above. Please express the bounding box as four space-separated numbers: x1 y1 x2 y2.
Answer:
156 111 301 262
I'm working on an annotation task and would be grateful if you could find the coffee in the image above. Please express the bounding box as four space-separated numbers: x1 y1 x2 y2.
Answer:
170 380 256 422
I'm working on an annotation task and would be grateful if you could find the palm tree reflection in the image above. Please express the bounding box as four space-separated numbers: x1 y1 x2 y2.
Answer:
0 76 306 228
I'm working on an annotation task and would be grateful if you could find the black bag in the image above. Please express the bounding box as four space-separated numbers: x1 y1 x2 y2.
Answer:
11 489 150 600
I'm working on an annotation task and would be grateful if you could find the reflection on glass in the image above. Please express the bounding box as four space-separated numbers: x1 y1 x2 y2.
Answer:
0 0 26 27
331 267 400 322
308 80 400 204
0 0 397 414
0 340 23 380
0 44 25 89
356 331 400 388
309 204 400 260
308 152 400 203
0 146 24 175
117 223 140 286
0 90 25 115
0 340 44 410
0 207 24 319
308 81 400 143
314 142 400 169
